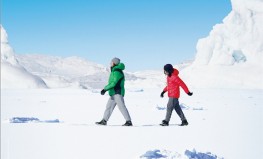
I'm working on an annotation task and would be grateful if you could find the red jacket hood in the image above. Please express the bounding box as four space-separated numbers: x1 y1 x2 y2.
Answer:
172 68 179 76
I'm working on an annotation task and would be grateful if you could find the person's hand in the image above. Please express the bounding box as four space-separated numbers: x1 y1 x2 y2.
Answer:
187 92 193 96
101 89 106 95
160 91 166 98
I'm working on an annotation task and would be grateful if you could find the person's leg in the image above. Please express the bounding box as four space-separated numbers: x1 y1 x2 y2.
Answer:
114 94 131 121
164 98 176 122
102 96 117 121
174 99 187 121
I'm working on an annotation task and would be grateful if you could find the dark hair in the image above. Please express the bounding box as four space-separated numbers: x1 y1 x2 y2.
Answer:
164 64 173 72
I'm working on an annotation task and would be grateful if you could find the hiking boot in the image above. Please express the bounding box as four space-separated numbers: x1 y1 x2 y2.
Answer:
180 120 188 126
160 120 169 126
95 119 107 125
123 121 133 126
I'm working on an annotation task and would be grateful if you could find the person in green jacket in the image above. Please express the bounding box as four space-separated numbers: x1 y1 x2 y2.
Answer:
96 57 132 126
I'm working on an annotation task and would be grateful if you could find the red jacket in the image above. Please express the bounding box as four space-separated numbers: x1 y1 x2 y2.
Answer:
163 68 190 98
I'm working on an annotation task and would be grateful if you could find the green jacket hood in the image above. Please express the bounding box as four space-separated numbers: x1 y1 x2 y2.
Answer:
112 63 125 71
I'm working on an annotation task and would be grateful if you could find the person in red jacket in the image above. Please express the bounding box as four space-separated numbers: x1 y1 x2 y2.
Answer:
160 64 193 126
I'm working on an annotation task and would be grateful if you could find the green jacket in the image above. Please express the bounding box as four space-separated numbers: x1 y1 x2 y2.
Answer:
104 63 125 96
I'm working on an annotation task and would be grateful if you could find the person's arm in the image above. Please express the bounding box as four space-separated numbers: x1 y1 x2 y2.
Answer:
160 86 168 98
177 77 190 94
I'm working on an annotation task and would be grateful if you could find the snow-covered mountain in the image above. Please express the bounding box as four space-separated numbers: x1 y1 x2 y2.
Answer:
1 0 263 90
181 0 263 89
15 54 109 89
1 25 47 89
15 54 154 89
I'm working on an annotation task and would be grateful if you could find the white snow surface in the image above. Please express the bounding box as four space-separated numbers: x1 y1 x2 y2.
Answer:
1 88 263 159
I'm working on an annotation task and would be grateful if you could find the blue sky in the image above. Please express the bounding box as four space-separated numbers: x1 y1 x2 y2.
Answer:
1 0 231 71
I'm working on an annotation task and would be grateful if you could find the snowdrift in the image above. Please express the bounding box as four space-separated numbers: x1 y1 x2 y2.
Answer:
1 62 48 89
140 149 222 159
1 25 47 89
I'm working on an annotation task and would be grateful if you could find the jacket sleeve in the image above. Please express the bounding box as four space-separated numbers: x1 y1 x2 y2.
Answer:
163 86 168 92
104 71 123 91
177 77 190 94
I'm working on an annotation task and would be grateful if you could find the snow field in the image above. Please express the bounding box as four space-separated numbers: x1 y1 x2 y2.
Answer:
1 88 262 159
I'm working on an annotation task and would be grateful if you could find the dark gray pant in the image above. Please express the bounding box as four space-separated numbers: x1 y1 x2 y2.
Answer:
103 94 131 121
165 98 186 122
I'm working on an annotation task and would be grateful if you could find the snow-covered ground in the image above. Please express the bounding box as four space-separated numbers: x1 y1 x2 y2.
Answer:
1 88 263 159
